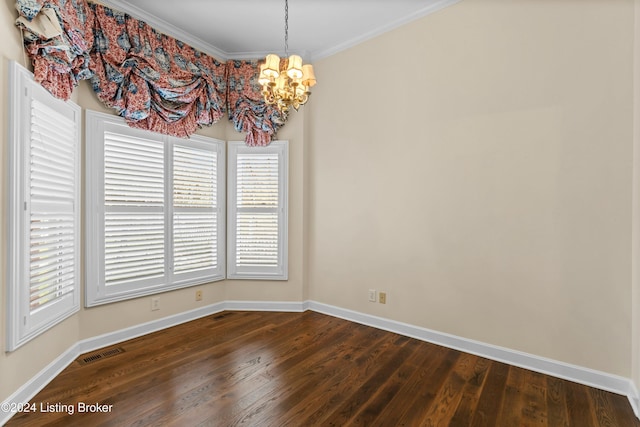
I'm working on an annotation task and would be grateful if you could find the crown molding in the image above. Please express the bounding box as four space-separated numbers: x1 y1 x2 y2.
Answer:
309 0 463 62
224 49 312 62
95 0 462 64
94 0 311 62
95 0 230 60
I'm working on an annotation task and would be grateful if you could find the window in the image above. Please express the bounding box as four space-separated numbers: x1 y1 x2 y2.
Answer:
227 141 288 280
85 111 225 306
7 61 81 351
85 114 287 306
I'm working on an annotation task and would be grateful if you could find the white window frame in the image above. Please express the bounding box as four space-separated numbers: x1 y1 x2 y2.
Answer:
7 61 81 351
227 140 288 280
85 111 225 306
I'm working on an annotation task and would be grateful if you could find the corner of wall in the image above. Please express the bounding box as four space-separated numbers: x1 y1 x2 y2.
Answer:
632 0 640 400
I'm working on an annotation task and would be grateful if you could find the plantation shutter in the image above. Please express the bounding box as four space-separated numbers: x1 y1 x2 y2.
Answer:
236 153 279 267
7 61 81 351
104 131 165 286
29 99 78 315
228 141 288 280
85 111 225 306
172 141 224 278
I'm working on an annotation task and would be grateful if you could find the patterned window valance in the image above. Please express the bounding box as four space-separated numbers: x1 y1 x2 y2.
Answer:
227 60 284 147
15 0 285 146
16 0 94 101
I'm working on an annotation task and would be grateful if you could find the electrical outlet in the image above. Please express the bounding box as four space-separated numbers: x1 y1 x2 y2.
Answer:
195 290 203 301
151 297 160 311
379 292 387 304
368 289 376 302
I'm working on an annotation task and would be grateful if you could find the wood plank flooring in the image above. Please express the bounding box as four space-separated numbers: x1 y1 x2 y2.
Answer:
5 311 639 426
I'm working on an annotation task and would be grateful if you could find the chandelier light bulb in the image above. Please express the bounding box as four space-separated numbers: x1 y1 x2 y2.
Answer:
263 54 281 78
301 64 316 87
286 55 304 79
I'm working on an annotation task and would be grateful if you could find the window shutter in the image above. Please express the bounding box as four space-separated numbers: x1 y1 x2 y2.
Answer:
228 141 288 280
29 99 77 313
7 61 80 351
104 132 165 286
172 143 219 274
236 153 280 268
85 112 225 306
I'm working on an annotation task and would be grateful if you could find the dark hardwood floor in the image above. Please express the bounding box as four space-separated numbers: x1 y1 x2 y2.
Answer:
5 311 639 426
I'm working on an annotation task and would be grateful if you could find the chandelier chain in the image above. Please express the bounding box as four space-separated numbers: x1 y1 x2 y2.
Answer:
284 0 289 56
259 0 316 117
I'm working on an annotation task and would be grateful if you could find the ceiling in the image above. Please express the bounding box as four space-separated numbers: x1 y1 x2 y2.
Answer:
100 0 460 62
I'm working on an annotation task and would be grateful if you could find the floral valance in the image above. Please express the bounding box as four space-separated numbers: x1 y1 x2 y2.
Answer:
15 0 285 145
227 60 284 147
89 3 227 138
16 0 93 100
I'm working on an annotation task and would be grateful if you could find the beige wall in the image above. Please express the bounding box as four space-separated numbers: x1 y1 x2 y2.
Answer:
307 0 634 377
2 0 639 405
633 0 640 391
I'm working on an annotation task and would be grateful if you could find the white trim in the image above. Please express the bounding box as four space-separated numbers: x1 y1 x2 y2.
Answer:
1 345 76 424
630 381 640 418
3 300 639 424
76 302 226 355
224 50 311 62
97 0 228 60
227 141 289 280
224 300 306 312
6 61 82 351
0 302 226 425
309 0 463 61
98 0 462 62
85 110 226 306
307 301 637 402
6 60 23 351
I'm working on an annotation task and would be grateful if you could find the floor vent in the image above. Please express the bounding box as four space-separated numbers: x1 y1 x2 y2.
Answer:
213 313 230 320
77 347 125 366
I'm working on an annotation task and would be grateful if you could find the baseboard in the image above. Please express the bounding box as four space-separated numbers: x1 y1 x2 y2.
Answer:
76 302 227 354
629 381 640 418
306 301 638 407
0 302 226 426
224 300 307 312
0 344 78 425
3 299 639 424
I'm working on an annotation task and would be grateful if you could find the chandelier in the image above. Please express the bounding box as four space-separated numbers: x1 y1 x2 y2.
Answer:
258 0 317 118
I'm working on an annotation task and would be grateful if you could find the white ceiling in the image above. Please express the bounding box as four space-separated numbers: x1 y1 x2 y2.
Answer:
101 0 460 62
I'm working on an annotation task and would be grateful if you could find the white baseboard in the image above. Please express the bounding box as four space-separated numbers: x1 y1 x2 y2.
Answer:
0 302 226 426
1 345 78 425
224 300 306 312
306 301 639 415
3 299 639 425
629 381 640 418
